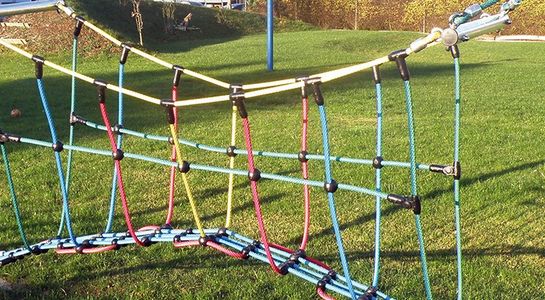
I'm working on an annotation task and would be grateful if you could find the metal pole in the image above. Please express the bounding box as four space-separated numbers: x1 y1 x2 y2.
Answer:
267 0 274 71
0 0 63 17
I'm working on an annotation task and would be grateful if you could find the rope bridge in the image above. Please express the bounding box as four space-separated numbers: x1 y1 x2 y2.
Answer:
0 0 522 299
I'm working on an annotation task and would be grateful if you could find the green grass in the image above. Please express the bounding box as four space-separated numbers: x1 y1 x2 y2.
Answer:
0 29 545 300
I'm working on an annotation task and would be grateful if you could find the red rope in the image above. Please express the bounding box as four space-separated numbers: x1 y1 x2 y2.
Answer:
300 95 311 250
207 241 245 259
241 117 283 274
270 243 332 270
317 287 336 300
165 85 179 225
99 102 146 247
173 240 200 248
55 244 118 254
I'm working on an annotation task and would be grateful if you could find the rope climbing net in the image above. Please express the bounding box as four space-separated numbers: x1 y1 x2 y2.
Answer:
0 1 523 299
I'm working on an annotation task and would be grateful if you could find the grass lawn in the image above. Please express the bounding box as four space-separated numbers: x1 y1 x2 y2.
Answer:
1 28 545 299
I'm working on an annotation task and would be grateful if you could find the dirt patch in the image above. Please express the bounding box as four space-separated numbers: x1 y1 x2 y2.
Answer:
1 11 116 56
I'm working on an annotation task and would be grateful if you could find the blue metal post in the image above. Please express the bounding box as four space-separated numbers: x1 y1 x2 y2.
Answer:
267 0 274 71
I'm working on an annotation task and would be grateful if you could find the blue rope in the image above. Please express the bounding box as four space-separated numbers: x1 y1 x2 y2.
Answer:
453 57 463 300
402 80 432 300
318 104 357 300
1 144 31 250
36 78 79 246
372 81 383 288
104 63 125 233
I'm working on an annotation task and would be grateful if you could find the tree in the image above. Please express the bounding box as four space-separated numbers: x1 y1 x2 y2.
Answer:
161 0 176 34
131 0 144 46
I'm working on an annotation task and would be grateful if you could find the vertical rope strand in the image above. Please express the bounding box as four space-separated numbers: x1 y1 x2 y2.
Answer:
36 78 79 246
1 144 31 250
58 36 79 237
105 63 125 233
372 79 383 288
453 56 463 300
317 104 357 299
299 92 311 251
165 87 179 226
402 80 432 300
225 105 238 228
169 124 206 237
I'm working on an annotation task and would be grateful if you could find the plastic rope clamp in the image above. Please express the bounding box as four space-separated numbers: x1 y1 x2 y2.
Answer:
358 286 379 300
0 132 21 144
230 92 248 118
162 99 176 124
32 55 45 79
311 81 325 106
241 240 261 259
94 80 108 103
74 15 85 37
248 169 261 182
199 236 213 247
69 113 87 126
278 260 295 275
373 156 384 169
216 227 228 237
324 180 338 193
372 66 382 84
178 161 191 173
120 43 131 65
388 49 410 81
113 124 124 135
227 146 238 157
298 151 309 163
316 271 337 289
387 194 421 214
172 65 185 87
429 162 461 179
52 141 64 152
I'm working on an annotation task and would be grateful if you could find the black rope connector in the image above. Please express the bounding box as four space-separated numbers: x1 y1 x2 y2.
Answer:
113 124 124 135
74 16 85 37
430 162 461 180
311 81 325 106
172 65 185 87
94 80 108 103
162 100 176 125
295 76 310 98
316 271 337 289
185 228 194 235
288 249 306 263
230 91 247 119
199 236 213 247
298 151 309 163
358 286 378 300
373 156 384 169
111 239 121 250
161 223 173 230
248 169 261 182
32 55 45 79
388 49 410 81
279 260 295 275
69 113 87 126
0 131 18 144
387 194 421 214
120 43 131 65
168 137 175 145
372 65 382 84
31 245 47 255
178 161 190 174
113 149 124 161
216 227 229 238
227 146 238 157
450 44 461 59
241 240 261 259
142 236 155 247
52 141 64 152
324 180 338 193
75 240 92 254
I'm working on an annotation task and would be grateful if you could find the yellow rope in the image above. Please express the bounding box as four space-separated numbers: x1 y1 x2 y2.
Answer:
225 105 238 228
169 124 206 237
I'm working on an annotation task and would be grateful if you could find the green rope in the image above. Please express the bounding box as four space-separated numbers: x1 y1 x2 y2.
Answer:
1 143 31 250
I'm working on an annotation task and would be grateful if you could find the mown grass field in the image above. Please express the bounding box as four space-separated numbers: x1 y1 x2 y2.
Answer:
1 12 545 300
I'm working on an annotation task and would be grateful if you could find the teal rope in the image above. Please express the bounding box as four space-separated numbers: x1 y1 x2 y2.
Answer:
403 80 432 300
372 81 383 288
453 56 463 300
58 36 79 237
1 144 31 250
318 103 357 299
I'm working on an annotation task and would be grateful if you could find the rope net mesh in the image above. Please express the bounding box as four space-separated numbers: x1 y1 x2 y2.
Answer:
0 1 522 299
